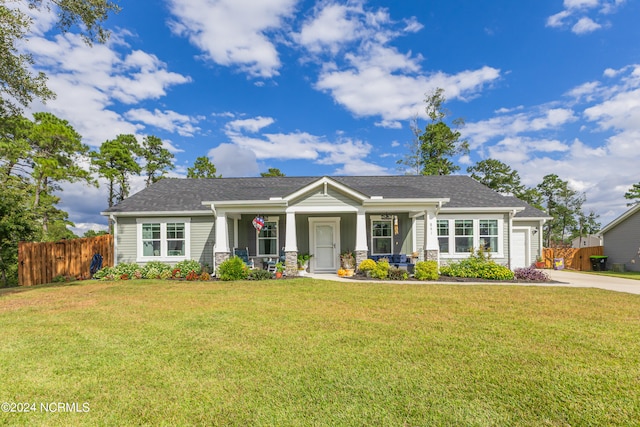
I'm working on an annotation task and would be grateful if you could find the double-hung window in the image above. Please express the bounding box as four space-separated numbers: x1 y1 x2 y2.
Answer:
479 220 499 252
137 218 190 261
437 220 450 253
257 219 278 256
454 220 474 253
371 218 392 255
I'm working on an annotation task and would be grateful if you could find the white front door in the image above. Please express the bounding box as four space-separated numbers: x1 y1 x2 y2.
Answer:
310 218 340 273
511 228 529 270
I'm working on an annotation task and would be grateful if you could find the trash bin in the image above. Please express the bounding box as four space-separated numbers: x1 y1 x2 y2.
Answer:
589 255 608 271
553 258 564 270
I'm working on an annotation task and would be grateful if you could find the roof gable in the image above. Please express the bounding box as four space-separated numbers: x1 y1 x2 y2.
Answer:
600 203 640 234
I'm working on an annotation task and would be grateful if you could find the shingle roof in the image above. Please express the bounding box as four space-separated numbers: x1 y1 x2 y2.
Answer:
103 175 548 218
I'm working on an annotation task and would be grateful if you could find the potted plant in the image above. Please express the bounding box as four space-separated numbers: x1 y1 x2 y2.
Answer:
340 251 355 277
535 256 545 269
297 253 313 276
274 262 285 278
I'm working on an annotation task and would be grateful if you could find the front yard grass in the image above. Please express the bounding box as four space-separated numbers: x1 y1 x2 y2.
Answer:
1 279 639 426
585 270 640 280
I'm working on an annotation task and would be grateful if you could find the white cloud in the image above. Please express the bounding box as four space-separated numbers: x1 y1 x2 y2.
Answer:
546 0 626 33
124 108 200 137
166 0 297 78
208 144 260 177
572 17 602 34
295 3 361 54
226 116 276 133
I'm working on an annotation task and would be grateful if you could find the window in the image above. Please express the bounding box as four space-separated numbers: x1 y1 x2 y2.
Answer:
257 220 278 256
454 220 474 253
142 223 161 257
479 220 498 252
437 220 449 253
166 223 185 256
372 219 392 255
137 219 190 261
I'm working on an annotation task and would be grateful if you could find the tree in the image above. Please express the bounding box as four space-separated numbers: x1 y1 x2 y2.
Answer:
27 112 94 234
574 210 601 246
141 135 174 186
467 159 525 196
187 156 220 178
624 182 640 206
0 183 38 286
0 0 119 117
260 168 285 177
398 88 469 175
91 134 141 208
536 174 586 247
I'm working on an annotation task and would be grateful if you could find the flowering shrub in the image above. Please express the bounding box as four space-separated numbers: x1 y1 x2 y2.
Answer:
185 271 199 281
174 260 202 277
357 259 376 274
370 258 390 279
388 266 408 280
514 266 550 282
142 261 172 279
217 256 248 281
414 261 439 281
440 249 514 280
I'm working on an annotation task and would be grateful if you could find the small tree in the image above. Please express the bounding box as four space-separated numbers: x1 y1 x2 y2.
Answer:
624 182 640 207
187 156 220 178
141 135 174 186
260 168 285 177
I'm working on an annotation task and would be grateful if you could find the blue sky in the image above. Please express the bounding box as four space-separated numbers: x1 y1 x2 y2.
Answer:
19 0 640 233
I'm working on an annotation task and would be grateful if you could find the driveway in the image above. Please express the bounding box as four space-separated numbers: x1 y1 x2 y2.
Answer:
543 269 640 295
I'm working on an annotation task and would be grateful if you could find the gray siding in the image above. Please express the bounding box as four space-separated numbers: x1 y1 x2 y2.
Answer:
116 217 137 264
603 212 640 272
292 187 360 208
192 216 215 269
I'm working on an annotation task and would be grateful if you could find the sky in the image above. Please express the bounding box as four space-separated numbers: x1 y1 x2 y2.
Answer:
18 0 640 234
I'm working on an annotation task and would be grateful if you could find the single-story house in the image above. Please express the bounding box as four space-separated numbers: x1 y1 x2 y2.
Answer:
599 203 640 272
101 175 551 275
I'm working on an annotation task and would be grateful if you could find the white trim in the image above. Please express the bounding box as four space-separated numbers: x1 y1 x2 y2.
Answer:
111 215 118 266
286 205 358 213
440 207 524 214
103 210 212 217
435 216 505 258
256 217 280 257
286 176 368 202
511 226 531 270
370 216 393 256
599 203 640 235
136 218 191 263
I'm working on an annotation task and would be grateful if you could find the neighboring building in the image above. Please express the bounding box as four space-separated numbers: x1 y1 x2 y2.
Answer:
101 175 551 275
571 234 602 248
599 204 640 272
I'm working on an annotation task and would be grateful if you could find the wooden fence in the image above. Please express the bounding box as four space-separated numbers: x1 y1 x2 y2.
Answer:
18 235 114 286
542 246 604 271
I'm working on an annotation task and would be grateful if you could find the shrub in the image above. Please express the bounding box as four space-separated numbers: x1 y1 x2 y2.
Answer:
440 249 514 280
174 260 202 278
217 256 248 281
142 261 172 279
113 263 141 278
247 269 273 281
357 259 376 273
93 266 114 281
199 271 211 281
414 261 439 281
514 266 550 282
370 258 390 279
185 271 199 281
388 267 408 280
159 269 173 280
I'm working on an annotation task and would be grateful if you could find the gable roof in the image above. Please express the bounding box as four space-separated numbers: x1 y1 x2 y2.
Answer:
599 203 640 234
102 175 547 218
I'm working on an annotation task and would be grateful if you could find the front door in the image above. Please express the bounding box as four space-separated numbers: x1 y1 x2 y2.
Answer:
511 228 529 270
310 218 340 273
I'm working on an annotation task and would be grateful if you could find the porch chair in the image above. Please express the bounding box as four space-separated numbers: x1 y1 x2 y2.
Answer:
265 247 286 273
233 247 254 269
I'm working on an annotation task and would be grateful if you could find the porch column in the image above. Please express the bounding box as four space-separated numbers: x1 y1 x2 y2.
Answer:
214 210 230 266
423 208 439 263
355 209 368 267
284 211 298 276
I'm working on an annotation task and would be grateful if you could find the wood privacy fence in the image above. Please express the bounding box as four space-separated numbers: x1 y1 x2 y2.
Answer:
18 235 114 286
542 246 604 271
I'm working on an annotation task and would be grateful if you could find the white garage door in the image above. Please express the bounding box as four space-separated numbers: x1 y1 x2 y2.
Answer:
511 228 528 270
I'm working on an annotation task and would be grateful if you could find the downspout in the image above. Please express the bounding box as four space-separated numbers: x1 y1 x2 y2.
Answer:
508 209 516 270
110 214 118 266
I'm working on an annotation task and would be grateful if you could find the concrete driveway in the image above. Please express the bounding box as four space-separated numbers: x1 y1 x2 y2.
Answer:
543 269 640 295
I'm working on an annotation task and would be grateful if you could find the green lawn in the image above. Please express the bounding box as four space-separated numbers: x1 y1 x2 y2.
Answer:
1 279 639 426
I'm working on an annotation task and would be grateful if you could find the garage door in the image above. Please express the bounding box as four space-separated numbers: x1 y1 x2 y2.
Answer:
511 228 528 270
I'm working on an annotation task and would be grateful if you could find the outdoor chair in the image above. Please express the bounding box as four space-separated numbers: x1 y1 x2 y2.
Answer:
233 247 254 269
265 247 286 272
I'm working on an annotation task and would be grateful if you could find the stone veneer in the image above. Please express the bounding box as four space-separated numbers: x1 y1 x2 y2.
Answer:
424 249 439 262
354 250 368 268
285 251 298 276
214 252 231 272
